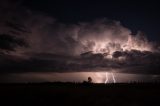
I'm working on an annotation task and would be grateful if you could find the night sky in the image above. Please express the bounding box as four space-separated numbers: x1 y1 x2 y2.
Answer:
0 0 160 83
24 0 160 41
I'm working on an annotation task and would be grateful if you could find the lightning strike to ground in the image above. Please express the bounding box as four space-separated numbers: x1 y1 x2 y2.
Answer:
105 72 108 84
111 72 116 83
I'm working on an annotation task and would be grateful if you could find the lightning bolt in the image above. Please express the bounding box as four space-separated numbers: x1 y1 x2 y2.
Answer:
105 72 108 84
111 72 116 83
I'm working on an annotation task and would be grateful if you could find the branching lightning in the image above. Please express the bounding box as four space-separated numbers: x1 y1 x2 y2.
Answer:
105 72 116 83
111 72 116 83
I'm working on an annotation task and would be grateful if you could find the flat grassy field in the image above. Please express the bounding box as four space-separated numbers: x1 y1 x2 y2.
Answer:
0 83 160 106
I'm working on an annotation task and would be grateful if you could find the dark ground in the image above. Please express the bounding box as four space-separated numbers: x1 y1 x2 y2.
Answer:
0 82 160 106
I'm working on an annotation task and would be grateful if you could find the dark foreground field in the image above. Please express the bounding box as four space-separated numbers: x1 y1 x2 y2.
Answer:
0 83 160 106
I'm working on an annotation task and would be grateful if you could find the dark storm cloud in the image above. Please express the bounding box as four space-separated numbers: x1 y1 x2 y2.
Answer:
1 51 160 75
0 0 160 75
0 0 30 53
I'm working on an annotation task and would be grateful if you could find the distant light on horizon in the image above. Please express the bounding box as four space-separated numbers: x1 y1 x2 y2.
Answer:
0 72 159 83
